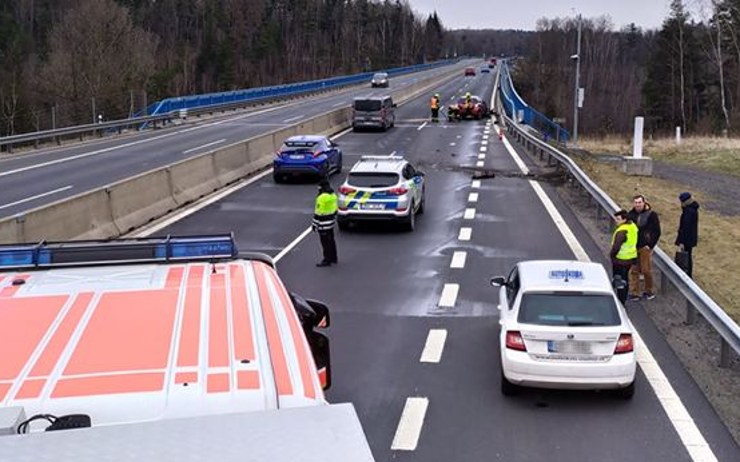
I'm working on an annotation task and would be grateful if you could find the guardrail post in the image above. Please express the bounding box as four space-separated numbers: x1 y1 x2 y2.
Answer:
686 300 697 325
720 339 731 368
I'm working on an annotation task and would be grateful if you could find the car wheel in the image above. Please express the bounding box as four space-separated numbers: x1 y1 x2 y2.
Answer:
500 368 519 396
404 204 416 232
338 218 350 231
417 188 425 215
336 156 343 174
273 172 282 183
615 381 635 400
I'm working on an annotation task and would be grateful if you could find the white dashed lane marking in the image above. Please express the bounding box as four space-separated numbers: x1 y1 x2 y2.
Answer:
478 153 486 160
391 397 429 451
420 329 448 363
438 284 460 308
458 227 472 241
468 192 479 203
450 251 467 269
463 208 476 219
472 180 481 189
476 161 484 167
480 146 487 152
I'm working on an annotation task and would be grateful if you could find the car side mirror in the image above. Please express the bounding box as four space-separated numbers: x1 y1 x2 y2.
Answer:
417 170 425 177
490 276 507 287
305 298 330 328
290 293 331 329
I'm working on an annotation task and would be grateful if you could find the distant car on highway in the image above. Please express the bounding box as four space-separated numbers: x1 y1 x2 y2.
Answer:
491 260 637 399
273 135 342 182
352 96 396 131
370 72 389 88
464 67 476 76
449 95 489 120
337 155 425 231
481 66 491 74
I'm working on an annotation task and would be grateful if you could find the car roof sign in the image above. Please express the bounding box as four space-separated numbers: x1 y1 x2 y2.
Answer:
549 269 584 281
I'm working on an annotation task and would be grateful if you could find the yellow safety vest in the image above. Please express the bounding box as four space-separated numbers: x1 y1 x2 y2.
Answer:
612 222 638 261
315 192 338 216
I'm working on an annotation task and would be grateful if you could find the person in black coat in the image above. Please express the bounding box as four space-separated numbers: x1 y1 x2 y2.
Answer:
675 192 700 278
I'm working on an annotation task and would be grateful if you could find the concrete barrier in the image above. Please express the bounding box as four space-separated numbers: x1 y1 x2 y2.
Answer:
169 155 220 205
108 169 178 234
0 63 467 244
15 189 118 242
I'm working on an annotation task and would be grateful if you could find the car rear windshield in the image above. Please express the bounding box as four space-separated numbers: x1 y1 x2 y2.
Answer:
373 73 387 79
354 100 382 111
517 293 621 326
347 172 399 188
280 140 319 152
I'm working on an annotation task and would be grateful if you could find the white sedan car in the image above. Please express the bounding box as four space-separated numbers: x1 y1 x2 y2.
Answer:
492 260 637 398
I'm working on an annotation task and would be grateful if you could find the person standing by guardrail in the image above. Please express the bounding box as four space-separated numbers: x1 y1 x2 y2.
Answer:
675 192 699 278
627 195 661 301
610 210 639 305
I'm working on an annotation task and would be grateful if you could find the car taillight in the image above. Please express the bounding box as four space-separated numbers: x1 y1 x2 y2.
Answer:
505 331 527 351
338 185 356 195
614 334 634 354
387 187 408 195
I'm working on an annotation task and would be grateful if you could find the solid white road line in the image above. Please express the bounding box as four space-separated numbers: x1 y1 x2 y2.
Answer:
471 180 481 189
464 208 476 219
332 101 347 107
450 251 467 269
496 123 718 462
0 185 73 211
391 397 429 451
420 329 448 363
468 192 479 203
458 227 472 241
282 114 304 123
438 284 459 308
478 153 486 160
417 121 428 131
182 138 226 154
274 226 313 263
476 161 484 167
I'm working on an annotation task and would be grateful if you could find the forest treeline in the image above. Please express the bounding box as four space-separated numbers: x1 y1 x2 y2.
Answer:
0 0 445 135
448 1 740 136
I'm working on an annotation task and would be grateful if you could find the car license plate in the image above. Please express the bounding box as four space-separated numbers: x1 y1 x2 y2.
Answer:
289 155 305 159
547 340 592 355
361 203 385 210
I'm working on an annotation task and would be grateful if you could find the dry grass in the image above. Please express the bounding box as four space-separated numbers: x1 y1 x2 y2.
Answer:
573 155 740 323
579 136 740 177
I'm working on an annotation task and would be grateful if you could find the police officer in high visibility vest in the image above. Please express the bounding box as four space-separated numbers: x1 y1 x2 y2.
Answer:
313 180 338 267
430 93 440 122
610 209 638 304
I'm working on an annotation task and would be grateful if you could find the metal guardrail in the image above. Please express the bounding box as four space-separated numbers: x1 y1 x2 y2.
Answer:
501 113 740 368
1 59 460 153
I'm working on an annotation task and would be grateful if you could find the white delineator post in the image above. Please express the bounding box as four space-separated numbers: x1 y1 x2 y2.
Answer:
676 126 682 145
633 116 644 158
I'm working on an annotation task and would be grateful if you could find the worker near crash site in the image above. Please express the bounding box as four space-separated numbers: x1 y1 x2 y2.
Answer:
430 93 440 122
675 192 700 278
313 180 338 267
610 209 638 305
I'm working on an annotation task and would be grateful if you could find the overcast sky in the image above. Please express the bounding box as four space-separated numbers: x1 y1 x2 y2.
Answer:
407 0 706 31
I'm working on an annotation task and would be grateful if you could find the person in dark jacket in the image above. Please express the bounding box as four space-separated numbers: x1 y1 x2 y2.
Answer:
675 192 700 278
627 194 661 300
610 210 639 305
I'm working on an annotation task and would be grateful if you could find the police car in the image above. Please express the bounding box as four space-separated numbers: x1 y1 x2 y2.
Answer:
491 260 637 398
337 155 425 231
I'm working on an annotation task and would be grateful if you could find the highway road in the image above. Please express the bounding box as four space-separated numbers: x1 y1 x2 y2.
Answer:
138 70 739 460
0 62 465 219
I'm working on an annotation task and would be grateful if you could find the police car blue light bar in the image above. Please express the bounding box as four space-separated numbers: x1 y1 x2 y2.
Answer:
549 270 584 280
0 234 238 270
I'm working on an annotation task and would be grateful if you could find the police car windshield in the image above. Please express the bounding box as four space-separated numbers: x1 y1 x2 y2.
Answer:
347 172 399 188
517 293 620 327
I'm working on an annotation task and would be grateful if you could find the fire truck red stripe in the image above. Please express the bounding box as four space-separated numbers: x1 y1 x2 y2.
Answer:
208 272 229 368
230 264 255 362
177 266 204 368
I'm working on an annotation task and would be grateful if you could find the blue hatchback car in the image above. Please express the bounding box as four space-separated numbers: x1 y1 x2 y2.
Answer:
273 135 343 183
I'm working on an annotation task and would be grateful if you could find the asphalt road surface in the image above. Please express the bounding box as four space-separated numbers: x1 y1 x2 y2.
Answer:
145 70 739 461
0 62 468 219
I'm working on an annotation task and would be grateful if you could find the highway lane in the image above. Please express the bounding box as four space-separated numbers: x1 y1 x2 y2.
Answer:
145 71 739 460
0 62 471 218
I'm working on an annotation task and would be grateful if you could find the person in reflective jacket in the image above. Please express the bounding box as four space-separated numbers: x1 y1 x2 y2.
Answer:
313 180 338 267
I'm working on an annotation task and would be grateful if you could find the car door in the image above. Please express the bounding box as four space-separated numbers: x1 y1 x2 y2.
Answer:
500 266 520 325
405 164 423 204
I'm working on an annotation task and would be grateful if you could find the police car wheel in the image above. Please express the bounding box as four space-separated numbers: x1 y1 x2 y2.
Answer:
614 381 635 400
338 218 350 231
403 205 416 231
500 368 520 396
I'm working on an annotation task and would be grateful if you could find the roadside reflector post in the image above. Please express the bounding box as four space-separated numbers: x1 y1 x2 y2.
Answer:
676 126 682 145
686 300 696 325
633 116 644 159
719 339 731 368
621 116 652 176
